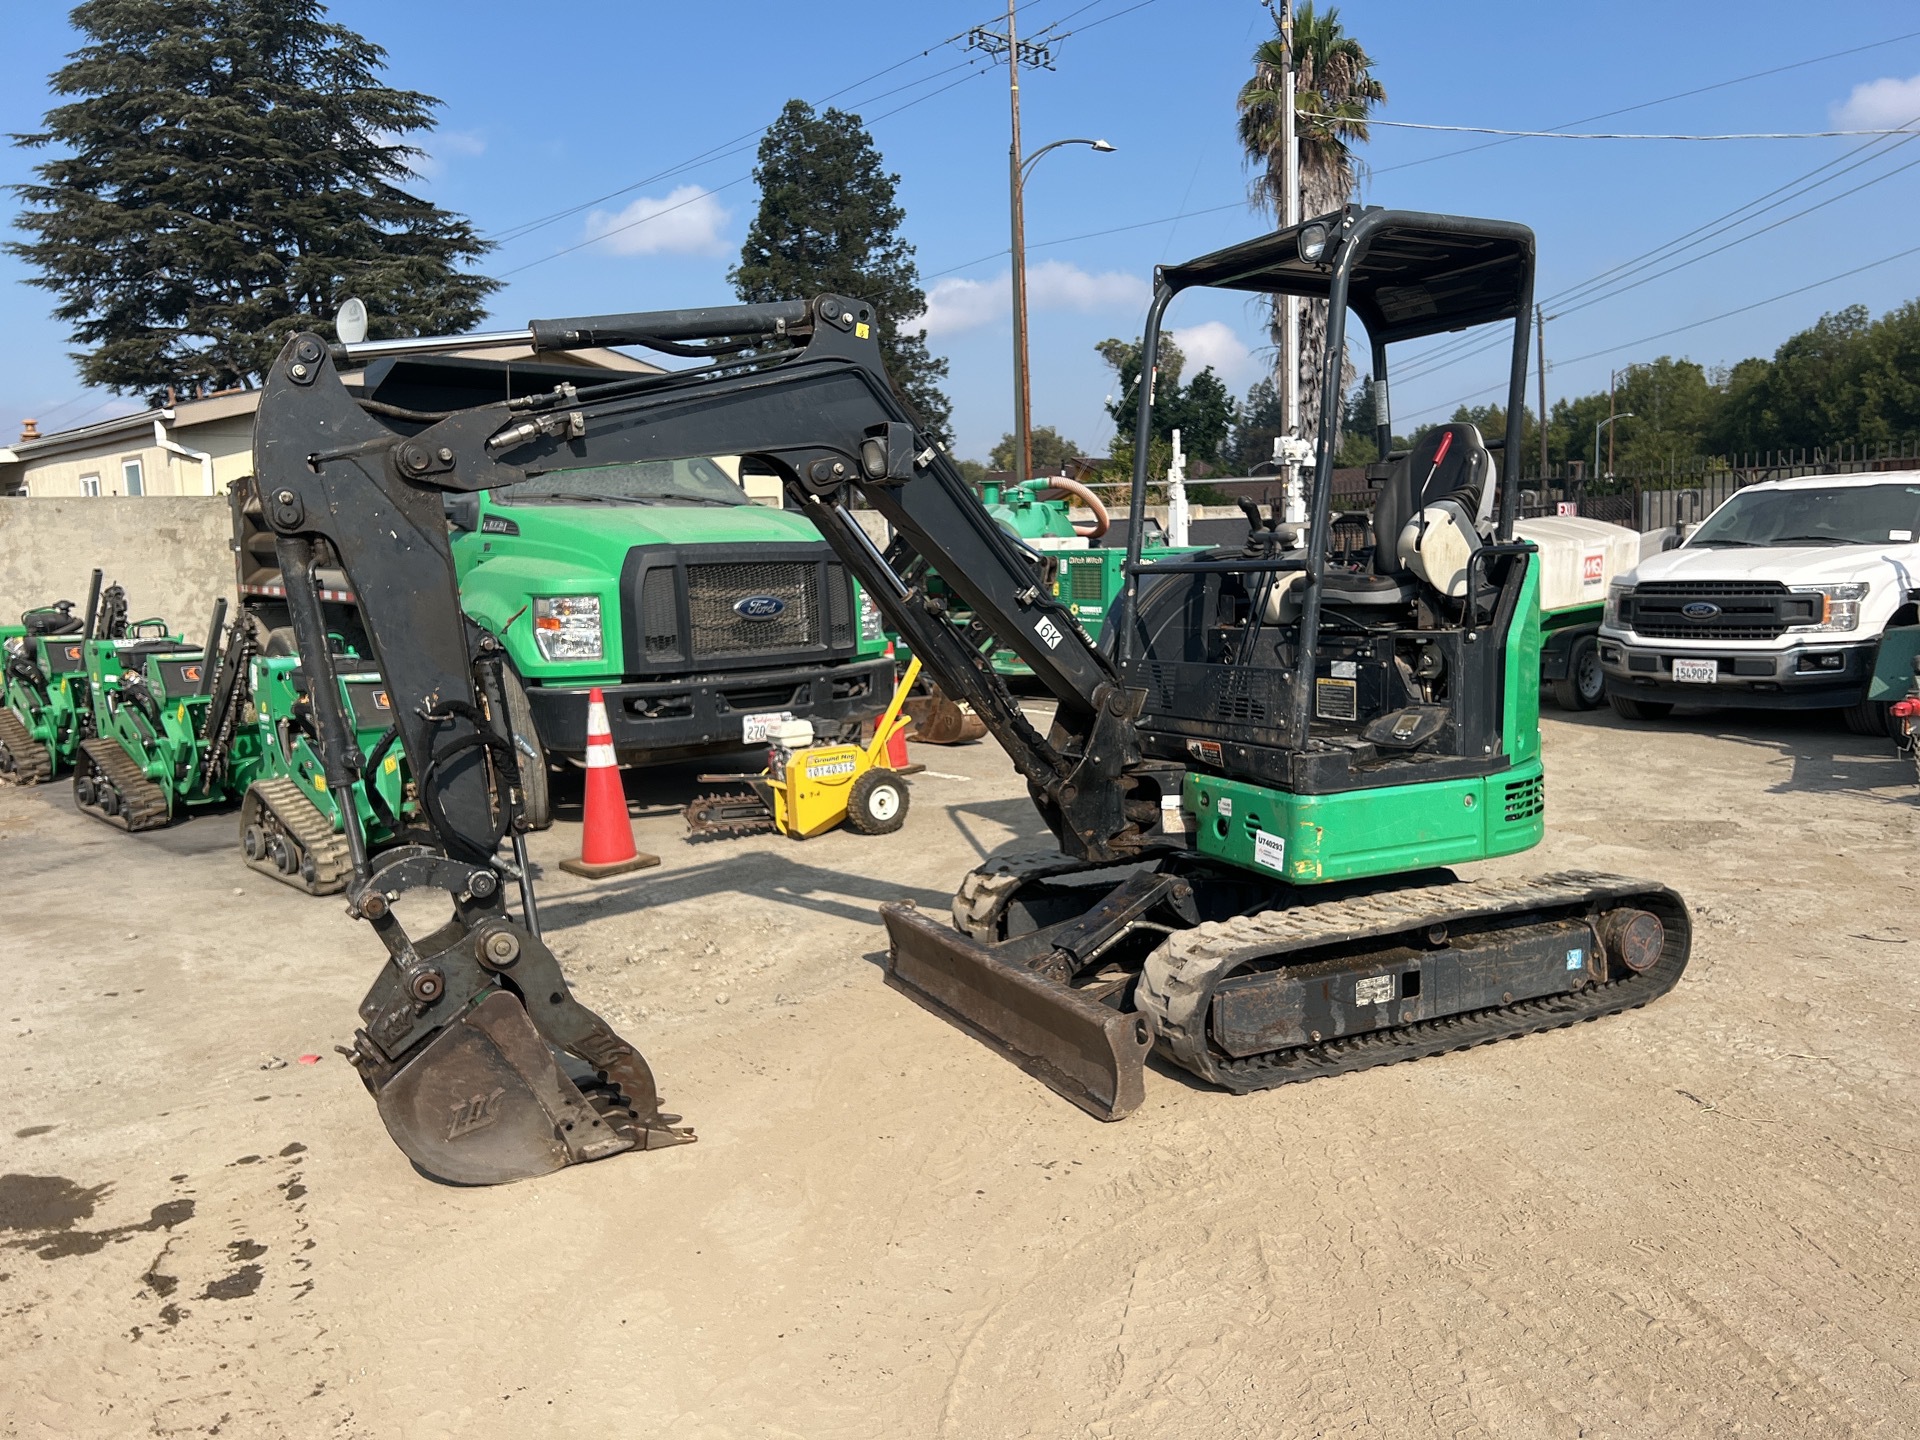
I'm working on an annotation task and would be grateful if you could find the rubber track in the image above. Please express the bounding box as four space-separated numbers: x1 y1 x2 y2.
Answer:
245 777 352 894
950 850 1146 939
1138 870 1690 1093
74 738 170 831
0 709 52 785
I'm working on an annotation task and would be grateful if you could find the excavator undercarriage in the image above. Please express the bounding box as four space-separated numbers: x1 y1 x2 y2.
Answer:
249 205 1689 1182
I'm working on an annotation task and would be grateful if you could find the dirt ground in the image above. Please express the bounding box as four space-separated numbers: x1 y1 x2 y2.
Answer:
1 701 1916 1439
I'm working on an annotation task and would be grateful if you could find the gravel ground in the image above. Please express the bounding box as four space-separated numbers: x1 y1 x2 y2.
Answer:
1 701 1915 1439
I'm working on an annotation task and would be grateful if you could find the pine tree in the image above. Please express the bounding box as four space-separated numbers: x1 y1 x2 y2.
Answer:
10 0 497 403
731 99 952 445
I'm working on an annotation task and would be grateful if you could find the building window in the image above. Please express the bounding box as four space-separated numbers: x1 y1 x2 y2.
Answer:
80 473 101 497
121 458 144 496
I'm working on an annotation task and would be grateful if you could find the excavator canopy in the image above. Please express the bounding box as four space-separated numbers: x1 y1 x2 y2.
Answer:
1159 209 1535 344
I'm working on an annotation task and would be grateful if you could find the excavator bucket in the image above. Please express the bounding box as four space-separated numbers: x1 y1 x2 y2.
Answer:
902 687 987 745
371 990 639 1185
881 903 1154 1121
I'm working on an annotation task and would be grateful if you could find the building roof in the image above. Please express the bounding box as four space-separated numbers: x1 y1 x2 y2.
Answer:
6 345 660 462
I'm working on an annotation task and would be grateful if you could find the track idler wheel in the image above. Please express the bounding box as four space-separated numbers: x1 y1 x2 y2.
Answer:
1598 907 1666 974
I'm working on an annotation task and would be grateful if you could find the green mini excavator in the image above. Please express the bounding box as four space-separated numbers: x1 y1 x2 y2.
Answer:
247 206 1689 1183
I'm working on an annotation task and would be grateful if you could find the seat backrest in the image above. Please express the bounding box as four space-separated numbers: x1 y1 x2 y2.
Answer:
1372 422 1494 575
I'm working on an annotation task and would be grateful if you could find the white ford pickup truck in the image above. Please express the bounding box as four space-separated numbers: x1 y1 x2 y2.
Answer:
1598 472 1920 734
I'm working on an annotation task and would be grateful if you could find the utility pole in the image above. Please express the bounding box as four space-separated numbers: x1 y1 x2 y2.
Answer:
1534 304 1549 482
970 5 1054 483
1279 0 1300 458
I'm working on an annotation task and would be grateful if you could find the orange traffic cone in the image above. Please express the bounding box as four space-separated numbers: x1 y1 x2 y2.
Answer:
560 688 660 879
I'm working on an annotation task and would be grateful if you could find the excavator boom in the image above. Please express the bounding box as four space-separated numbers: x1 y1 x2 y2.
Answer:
253 207 1687 1178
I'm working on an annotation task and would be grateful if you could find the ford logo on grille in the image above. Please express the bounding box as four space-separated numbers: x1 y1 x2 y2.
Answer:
733 595 787 620
1681 601 1722 620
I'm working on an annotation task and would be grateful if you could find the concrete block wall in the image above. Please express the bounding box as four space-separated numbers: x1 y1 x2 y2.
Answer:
0 496 236 635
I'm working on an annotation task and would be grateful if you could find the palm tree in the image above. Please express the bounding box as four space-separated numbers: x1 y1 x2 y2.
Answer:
1237 3 1385 452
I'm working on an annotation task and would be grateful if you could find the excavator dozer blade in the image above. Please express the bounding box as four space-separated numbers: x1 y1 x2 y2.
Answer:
881 902 1154 1121
372 990 637 1186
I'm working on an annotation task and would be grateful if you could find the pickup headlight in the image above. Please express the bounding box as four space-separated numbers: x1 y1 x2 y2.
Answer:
858 590 885 643
532 595 603 661
1604 580 1633 628
1795 582 1868 633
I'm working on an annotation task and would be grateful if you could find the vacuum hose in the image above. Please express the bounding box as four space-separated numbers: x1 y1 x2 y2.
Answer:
1034 476 1111 540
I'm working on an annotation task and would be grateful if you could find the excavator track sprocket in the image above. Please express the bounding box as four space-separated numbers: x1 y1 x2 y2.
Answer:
0 709 53 786
72 738 169 831
684 790 775 838
241 777 353 894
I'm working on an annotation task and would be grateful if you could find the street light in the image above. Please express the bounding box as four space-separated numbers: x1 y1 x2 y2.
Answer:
1010 137 1115 483
1594 413 1633 483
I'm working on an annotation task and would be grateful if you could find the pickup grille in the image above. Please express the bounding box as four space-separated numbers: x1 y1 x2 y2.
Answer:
1625 580 1819 641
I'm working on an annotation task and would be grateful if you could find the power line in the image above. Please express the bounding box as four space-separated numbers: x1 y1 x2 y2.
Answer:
487 0 1162 256
489 47 989 247
1371 26 1920 178
1364 121 1917 141
493 60 996 278
1396 240 1920 426
1391 121 1920 380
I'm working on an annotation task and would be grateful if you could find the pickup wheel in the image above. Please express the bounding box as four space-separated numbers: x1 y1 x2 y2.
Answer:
500 667 552 831
1551 635 1605 710
845 769 909 836
1841 695 1890 737
1607 689 1673 722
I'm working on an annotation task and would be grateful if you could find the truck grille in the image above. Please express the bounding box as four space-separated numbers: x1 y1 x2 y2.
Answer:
1625 580 1817 641
687 562 820 656
623 545 860 673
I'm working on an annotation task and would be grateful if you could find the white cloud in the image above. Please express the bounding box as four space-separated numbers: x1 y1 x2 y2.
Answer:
915 261 1146 337
1027 259 1148 313
583 185 732 257
1833 73 1920 130
1168 320 1260 387
436 129 487 158
919 273 1010 336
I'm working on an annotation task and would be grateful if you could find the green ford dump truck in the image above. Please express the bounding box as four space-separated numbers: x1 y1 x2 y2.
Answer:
232 356 895 803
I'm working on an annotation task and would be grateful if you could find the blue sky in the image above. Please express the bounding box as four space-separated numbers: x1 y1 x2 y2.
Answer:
3 1 1919 464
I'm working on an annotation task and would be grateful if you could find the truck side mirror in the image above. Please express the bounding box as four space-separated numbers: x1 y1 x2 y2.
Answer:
443 494 480 533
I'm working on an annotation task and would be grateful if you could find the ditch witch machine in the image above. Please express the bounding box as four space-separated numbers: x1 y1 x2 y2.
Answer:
254 208 1689 1184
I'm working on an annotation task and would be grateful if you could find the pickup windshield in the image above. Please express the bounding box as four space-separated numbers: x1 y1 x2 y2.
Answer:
1687 482 1920 548
503 458 748 507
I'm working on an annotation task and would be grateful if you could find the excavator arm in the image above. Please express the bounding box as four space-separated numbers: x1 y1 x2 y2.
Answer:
252 294 1176 1183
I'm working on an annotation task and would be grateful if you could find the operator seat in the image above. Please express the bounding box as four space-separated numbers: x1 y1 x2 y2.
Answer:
1322 421 1494 605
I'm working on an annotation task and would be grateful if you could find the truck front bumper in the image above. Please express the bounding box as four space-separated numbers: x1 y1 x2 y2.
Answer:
1596 633 1875 709
525 655 895 764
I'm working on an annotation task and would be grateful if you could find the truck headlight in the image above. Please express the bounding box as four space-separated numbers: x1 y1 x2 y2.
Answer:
532 595 603 661
858 590 885 643
1796 582 1868 633
1604 580 1633 628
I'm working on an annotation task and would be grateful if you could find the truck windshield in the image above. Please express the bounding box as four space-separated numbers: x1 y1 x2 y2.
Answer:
503 458 748 507
1686 482 1920 548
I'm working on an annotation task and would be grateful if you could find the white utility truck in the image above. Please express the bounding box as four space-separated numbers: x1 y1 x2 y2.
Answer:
1598 472 1920 733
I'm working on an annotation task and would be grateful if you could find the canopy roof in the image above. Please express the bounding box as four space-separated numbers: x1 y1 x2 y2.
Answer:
1161 208 1534 344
